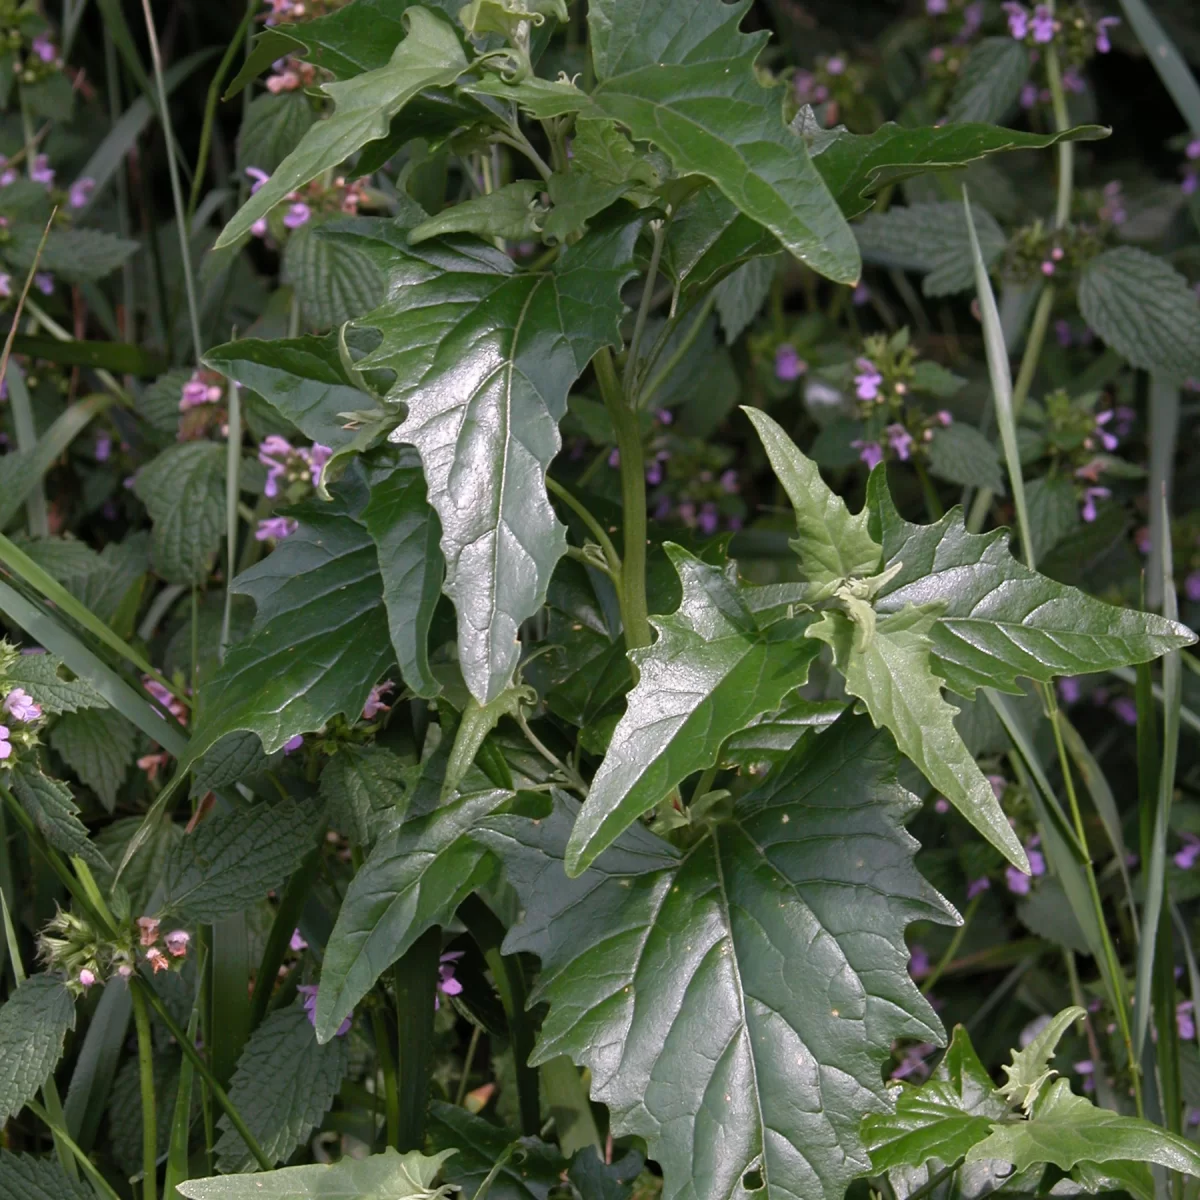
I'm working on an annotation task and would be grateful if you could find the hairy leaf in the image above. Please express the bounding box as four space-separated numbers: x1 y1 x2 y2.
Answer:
316 788 509 1042
947 38 1031 124
320 743 412 844
478 715 955 1200
714 255 779 343
340 213 642 704
215 1001 350 1171
0 1152 93 1200
11 761 106 869
565 544 820 875
5 652 107 714
6 226 139 283
284 221 388 329
0 974 76 1124
925 423 1004 494
134 442 226 586
237 91 317 174
49 707 137 811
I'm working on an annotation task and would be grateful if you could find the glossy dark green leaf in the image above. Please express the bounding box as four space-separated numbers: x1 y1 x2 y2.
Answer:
947 38 1031 124
193 476 394 756
568 1148 646 1200
215 1001 350 1171
409 181 544 245
867 469 1195 697
49 707 137 811
565 545 820 875
216 9 469 248
341 213 642 704
477 714 955 1200
362 447 444 698
588 0 859 283
720 696 845 768
0 974 76 1124
315 787 509 1042
11 760 106 869
319 743 412 845
0 1151 93 1200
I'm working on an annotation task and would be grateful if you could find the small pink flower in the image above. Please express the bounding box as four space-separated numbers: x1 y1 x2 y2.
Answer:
852 440 884 470
1003 2 1029 38
363 681 395 720
886 424 913 461
1006 864 1032 895
165 930 190 957
299 983 351 1036
774 344 806 382
34 272 53 295
68 177 94 209
245 166 270 194
146 947 169 973
852 282 870 306
1031 4 1055 41
137 916 161 947
255 516 298 542
935 797 950 813
283 734 304 754
1179 1000 1196 1041
31 34 56 62
30 155 54 186
3 688 41 722
1041 260 1056 276
909 945 930 977
967 877 990 900
435 951 464 1009
854 357 883 401
825 56 845 75
289 929 308 953
1174 834 1200 870
78 968 96 989
306 443 332 488
1095 16 1119 53
117 963 133 979
1111 696 1137 726
251 217 269 238
1081 486 1110 523
283 202 311 229
1059 676 1081 705
1184 571 1200 603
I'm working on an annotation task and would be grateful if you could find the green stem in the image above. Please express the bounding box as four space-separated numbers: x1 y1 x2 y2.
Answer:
914 459 944 521
595 348 651 652
393 928 441 1150
104 30 136 343
921 894 980 994
131 982 158 1200
623 220 665 396
455 1025 483 1107
1044 43 1074 229
24 1100 123 1200
639 290 718 411
546 476 622 577
371 1004 401 1149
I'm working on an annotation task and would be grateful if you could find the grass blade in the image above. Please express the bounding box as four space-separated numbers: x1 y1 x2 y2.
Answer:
1117 0 1200 132
1146 376 1180 611
221 378 241 663
5 362 48 538
64 977 132 1151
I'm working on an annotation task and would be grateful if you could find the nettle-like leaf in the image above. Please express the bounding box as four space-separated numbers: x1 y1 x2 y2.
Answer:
565 544 821 876
5 651 107 714
477 714 955 1200
319 742 412 845
947 37 1031 124
216 8 468 247
336 213 642 705
0 974 76 1124
866 470 1195 697
215 1001 350 1171
0 1151 93 1200
48 708 137 812
284 220 390 329
315 787 509 1042
11 761 107 869
177 1147 457 1200
588 0 859 283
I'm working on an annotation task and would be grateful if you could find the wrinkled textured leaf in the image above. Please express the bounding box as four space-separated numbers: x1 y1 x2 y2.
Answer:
362 447 443 698
192 731 270 794
316 788 508 1042
238 91 317 174
342 213 642 704
6 226 139 283
137 368 191 435
0 1152 93 1200
926 423 1004 494
478 715 955 1200
11 760 107 869
216 1001 350 1171
588 0 858 282
134 442 226 586
160 799 320 921
5 651 107 714
1077 246 1200 381
217 9 468 247
319 742 412 844
49 707 137 811
867 470 1195 697
284 221 388 329
565 545 820 875
947 38 1031 124
0 974 76 1124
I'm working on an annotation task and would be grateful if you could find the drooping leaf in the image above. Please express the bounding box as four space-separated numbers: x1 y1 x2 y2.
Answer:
216 8 469 248
192 473 394 756
362 447 444 698
1077 246 1200 381
319 743 412 845
565 544 820 876
744 407 881 585
49 707 137 811
0 974 76 1124
11 760 107 869
947 38 1031 124
283 221 389 329
568 1148 646 1200
160 799 320 922
177 1147 457 1200
477 714 955 1200
4 651 107 714
339 213 642 704
215 1001 350 1171
867 470 1195 697
0 1152 93 1200
587 0 859 283
315 787 509 1042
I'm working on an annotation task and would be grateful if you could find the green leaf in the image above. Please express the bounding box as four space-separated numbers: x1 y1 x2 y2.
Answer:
283 221 388 329
998 1005 1085 1111
133 442 227 586
177 1146 457 1200
160 799 320 922
947 38 1031 124
0 974 76 1124
137 369 190 436
215 1001 350 1171
853 202 1005 297
320 743 412 845
568 1148 646 1200
966 1078 1200 1178
862 1025 1004 1172
410 181 545 245
215 8 469 248
477 714 955 1200
720 696 845 768
0 1151 93 1200
808 606 1028 870
204 332 373 450
867 470 1195 697
4 652 107 714
812 120 1108 221
11 761 107 869
192 732 269 795
588 0 859 283
743 407 881 585
1024 476 1080 561
1077 247 1200 381
926 423 1004 494
192 475 394 756
713 255 779 343
362 447 444 698
342 213 642 704
4 226 139 283
238 91 318 174
544 172 632 244
49 708 137 811
315 787 508 1042
564 545 820 875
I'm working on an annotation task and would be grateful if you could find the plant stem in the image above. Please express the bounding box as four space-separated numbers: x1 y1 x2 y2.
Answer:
131 982 158 1200
546 476 622 577
1045 43 1074 230
595 348 651 652
623 220 665 396
455 1026 483 1107
371 1004 401 1149
921 893 980 994
639 290 718 411
392 928 441 1150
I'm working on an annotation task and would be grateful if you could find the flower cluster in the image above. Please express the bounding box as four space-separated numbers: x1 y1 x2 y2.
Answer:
0 685 41 762
791 53 873 131
1002 3 1118 63
137 916 191 977
244 165 370 240
255 436 332 541
262 0 351 24
637 414 745 535
1006 218 1105 285
1058 676 1139 727
137 676 188 779
1181 139 1200 197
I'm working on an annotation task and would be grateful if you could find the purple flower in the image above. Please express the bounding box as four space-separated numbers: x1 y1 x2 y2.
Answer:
854 357 883 401
1020 82 1039 109
1094 410 1119 452
1081 486 1110 523
255 516 298 542
645 461 663 486
3 688 41 722
362 680 394 720
31 34 56 63
78 968 96 989
0 725 12 760
245 166 270 194
68 177 94 209
925 0 948 12
967 877 991 900
251 217 269 238
886 423 913 461
891 1043 936 1081
0 273 12 298
1031 4 1055 41
698 503 719 536
852 282 870 306
852 440 884 470
1174 835 1200 870
1112 696 1137 726
656 409 673 425
1184 172 1199 197
958 1 984 39
909 945 930 977
1188 139 1200 161
1062 67 1085 94
29 155 54 186
1041 260 1056 276
1006 865 1032 895
283 201 311 229
95 433 112 462
289 929 308 952
935 797 950 813
258 434 293 497
720 469 739 494
436 951 464 1009
935 410 953 427
1184 570 1200 602
1075 1059 1095 1092
306 443 332 488
34 272 52 295
283 733 304 754
165 929 190 957
1003 2 1029 38
1179 1000 1196 1041
825 56 846 75
775 344 806 381
1058 676 1081 705
1095 16 1119 53
299 984 351 1036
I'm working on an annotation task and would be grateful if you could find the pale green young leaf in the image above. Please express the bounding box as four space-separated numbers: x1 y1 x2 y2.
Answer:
998 1006 1085 1111
743 407 881 585
215 8 469 247
177 1147 458 1200
0 974 76 1124
564 544 821 876
11 761 107 869
0 1151 93 1200
48 707 137 812
409 181 545 245
808 607 1028 871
